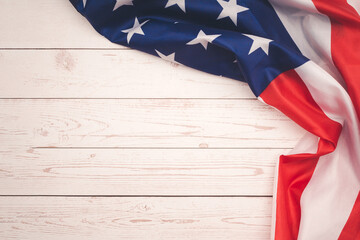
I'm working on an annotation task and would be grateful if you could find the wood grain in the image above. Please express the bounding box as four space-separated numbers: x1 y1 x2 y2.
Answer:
0 99 304 148
0 50 252 98
0 1 305 239
0 148 288 196
0 197 271 240
0 0 118 49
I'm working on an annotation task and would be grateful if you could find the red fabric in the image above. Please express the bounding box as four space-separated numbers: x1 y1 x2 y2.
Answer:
312 0 360 119
260 69 342 240
311 1 360 237
339 192 360 240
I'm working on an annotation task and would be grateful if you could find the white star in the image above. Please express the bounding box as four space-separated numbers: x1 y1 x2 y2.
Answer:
165 0 186 13
155 50 180 64
83 0 87 7
186 30 221 50
216 0 248 26
113 0 133 11
243 34 273 55
121 18 149 44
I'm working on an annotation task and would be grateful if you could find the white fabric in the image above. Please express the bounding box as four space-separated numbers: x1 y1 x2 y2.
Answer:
269 0 345 87
347 0 360 15
268 0 360 239
296 61 360 240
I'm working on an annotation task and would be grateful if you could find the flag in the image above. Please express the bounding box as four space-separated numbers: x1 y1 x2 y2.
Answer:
70 0 360 239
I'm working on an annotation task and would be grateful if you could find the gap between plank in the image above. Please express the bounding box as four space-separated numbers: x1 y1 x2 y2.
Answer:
32 147 292 150
0 98 255 100
0 195 272 198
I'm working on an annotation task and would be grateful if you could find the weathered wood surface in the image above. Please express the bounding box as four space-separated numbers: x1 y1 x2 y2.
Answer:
0 50 252 99
0 148 289 196
0 0 118 49
0 0 306 239
0 197 272 240
0 99 303 148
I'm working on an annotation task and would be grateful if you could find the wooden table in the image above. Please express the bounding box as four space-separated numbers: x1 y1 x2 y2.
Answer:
0 1 305 239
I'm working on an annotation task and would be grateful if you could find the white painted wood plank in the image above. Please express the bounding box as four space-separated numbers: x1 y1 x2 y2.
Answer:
0 197 271 240
0 0 118 48
0 148 288 195
0 99 304 148
0 50 252 98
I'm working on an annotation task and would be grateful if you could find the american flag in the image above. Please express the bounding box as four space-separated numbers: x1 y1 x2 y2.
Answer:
70 0 360 239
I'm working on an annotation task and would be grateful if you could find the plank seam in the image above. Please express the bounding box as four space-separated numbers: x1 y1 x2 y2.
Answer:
31 147 293 150
0 195 273 198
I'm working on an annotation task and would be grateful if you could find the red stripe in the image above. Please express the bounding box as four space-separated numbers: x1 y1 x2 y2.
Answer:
338 192 360 240
312 0 360 119
260 69 342 240
311 0 360 237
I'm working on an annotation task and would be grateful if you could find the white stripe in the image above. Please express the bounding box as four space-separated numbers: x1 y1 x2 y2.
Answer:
269 0 345 88
268 0 360 238
347 0 360 15
295 61 360 240
288 132 319 155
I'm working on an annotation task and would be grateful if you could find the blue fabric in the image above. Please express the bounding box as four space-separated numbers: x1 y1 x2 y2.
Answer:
70 0 308 96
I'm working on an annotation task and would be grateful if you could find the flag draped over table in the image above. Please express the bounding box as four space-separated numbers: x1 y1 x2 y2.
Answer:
70 0 360 239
